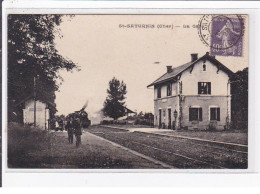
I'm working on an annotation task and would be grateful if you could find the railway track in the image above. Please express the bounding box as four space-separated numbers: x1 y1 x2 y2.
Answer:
100 125 248 152
87 126 247 169
137 131 248 155
90 131 226 168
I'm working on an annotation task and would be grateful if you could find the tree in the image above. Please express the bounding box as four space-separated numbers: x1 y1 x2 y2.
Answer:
8 15 78 122
231 67 248 130
103 77 127 120
138 111 144 117
144 112 154 120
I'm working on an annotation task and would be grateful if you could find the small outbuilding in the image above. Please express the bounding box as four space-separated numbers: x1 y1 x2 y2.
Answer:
23 99 51 130
13 96 55 130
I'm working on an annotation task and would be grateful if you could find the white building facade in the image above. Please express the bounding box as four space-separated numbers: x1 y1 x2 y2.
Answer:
148 52 233 130
23 99 50 130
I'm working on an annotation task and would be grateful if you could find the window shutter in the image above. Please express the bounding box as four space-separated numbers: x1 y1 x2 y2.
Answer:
208 82 211 94
210 108 213 120
167 83 172 96
199 108 203 121
170 83 172 96
198 82 200 94
217 108 220 121
189 108 192 121
157 86 161 98
179 82 182 94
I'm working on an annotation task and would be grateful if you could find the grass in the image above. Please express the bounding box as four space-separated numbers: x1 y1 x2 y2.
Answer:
8 122 53 168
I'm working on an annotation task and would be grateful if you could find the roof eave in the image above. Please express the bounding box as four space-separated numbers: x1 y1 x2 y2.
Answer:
147 53 233 88
206 56 234 76
147 57 203 88
147 77 178 88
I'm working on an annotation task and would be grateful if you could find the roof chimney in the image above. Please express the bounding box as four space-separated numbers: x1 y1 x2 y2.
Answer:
167 66 172 73
191 53 198 62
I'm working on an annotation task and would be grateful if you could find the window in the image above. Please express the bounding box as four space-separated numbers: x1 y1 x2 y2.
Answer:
167 83 172 96
157 86 161 98
189 108 202 121
203 64 206 71
198 82 211 95
210 107 220 121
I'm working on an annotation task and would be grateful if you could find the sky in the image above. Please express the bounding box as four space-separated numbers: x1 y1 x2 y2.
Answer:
54 15 248 120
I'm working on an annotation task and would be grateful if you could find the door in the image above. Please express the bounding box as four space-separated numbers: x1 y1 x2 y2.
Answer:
168 108 171 129
159 109 162 128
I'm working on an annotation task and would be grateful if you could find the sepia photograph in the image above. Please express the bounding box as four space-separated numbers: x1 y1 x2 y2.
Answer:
6 14 248 170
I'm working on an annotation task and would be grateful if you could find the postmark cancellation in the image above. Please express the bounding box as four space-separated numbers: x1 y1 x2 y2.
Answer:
198 15 245 57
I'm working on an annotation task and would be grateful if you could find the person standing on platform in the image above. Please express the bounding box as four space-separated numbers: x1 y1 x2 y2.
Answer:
74 118 82 148
66 118 74 144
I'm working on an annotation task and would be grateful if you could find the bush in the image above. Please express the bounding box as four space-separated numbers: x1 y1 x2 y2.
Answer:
114 120 127 125
100 120 113 125
101 117 154 127
134 118 154 126
207 121 217 131
100 120 127 125
125 116 135 121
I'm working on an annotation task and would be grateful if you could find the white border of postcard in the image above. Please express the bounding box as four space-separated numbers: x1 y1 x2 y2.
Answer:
2 0 260 187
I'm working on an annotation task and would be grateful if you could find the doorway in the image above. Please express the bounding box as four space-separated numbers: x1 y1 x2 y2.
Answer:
168 108 171 129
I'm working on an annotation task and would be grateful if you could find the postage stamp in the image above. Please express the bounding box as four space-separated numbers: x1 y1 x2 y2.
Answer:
198 15 244 57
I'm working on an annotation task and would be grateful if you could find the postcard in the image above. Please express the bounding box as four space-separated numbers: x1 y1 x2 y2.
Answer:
2 0 259 187
4 13 249 170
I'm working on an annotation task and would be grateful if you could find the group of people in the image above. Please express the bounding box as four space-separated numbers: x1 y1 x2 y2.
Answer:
65 117 83 148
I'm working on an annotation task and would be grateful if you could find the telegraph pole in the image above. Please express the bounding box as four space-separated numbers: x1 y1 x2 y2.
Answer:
34 76 36 127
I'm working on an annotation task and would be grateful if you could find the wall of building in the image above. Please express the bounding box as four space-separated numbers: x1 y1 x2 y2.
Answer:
181 96 230 130
23 99 49 129
180 60 230 96
154 95 230 130
154 82 178 99
154 96 179 128
152 58 231 130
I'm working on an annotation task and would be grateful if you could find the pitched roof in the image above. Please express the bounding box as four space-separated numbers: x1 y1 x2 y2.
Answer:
124 107 135 114
147 62 192 87
14 95 56 109
147 52 234 87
